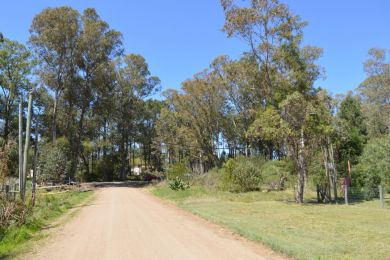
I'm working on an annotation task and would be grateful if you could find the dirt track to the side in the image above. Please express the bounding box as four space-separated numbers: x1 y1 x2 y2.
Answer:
26 187 284 260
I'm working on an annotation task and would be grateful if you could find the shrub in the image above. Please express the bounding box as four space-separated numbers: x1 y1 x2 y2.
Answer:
39 138 72 183
0 138 18 181
354 135 390 188
168 177 190 191
0 196 29 235
222 156 263 192
192 167 223 191
261 159 292 190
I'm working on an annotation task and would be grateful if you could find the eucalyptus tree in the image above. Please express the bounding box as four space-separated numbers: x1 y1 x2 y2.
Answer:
0 38 32 140
212 55 262 156
221 0 323 202
30 7 122 178
113 54 160 179
358 48 390 137
158 70 227 173
221 0 307 106
138 100 163 170
29 7 80 143
74 8 122 176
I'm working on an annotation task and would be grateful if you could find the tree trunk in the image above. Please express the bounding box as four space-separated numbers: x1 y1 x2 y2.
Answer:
31 110 38 206
329 140 338 201
119 128 126 180
52 91 59 143
296 128 306 203
322 145 332 201
103 120 107 157
4 107 10 141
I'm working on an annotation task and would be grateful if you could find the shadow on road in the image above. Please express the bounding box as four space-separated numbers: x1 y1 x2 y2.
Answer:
89 181 152 189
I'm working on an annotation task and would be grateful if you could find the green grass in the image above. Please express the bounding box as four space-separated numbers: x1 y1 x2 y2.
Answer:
0 190 94 258
151 184 390 260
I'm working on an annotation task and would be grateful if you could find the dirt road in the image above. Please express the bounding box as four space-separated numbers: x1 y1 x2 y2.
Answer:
27 187 284 260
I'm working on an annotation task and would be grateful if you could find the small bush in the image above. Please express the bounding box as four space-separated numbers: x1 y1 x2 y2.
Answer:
0 196 29 235
39 137 72 183
169 177 190 191
0 139 18 182
192 167 223 191
261 159 292 190
222 156 263 192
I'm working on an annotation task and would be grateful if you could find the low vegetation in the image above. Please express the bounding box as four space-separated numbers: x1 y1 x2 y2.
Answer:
152 183 390 259
0 190 93 258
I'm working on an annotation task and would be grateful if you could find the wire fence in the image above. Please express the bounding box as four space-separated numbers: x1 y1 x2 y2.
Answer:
343 185 389 208
0 182 19 200
315 184 390 209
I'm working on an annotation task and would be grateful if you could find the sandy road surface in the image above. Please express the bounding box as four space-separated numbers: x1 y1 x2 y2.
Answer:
26 187 284 260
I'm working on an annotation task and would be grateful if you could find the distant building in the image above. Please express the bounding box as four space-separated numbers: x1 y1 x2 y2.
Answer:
133 166 141 176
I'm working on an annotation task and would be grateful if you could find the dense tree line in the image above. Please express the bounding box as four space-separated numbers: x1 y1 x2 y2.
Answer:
1 7 161 185
1 1 389 203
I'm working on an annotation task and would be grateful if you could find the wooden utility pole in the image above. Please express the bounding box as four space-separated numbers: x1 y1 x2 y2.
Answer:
19 97 24 201
22 92 33 203
32 107 38 206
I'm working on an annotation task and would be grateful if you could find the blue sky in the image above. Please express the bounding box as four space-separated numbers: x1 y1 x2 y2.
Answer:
1 0 390 96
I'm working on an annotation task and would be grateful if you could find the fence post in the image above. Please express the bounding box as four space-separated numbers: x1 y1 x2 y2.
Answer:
5 185 10 200
344 185 349 205
379 185 384 208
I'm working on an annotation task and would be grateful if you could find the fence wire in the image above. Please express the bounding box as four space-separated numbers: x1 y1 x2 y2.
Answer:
342 186 389 209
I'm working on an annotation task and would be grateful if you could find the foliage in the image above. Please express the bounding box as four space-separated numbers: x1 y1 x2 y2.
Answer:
354 135 390 188
0 196 29 235
222 156 264 192
166 162 189 180
191 167 224 191
168 177 190 191
39 138 72 183
93 155 120 182
158 71 226 172
0 139 17 181
261 159 293 190
358 48 390 137
247 106 291 155
335 94 367 176
0 38 32 140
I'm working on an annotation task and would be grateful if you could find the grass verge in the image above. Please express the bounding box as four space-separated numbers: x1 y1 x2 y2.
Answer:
0 190 94 258
151 183 390 260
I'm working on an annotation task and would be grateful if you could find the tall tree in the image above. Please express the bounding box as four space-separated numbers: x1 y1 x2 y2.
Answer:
0 38 32 140
221 0 323 202
158 70 226 173
221 0 307 106
29 7 80 143
335 94 367 177
113 54 160 179
73 8 122 177
358 48 390 137
212 55 262 156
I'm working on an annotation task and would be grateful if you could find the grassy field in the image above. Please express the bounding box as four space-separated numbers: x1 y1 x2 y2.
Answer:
151 184 390 260
0 190 94 258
